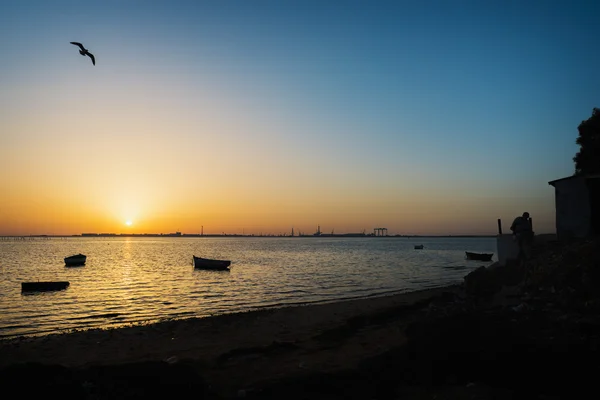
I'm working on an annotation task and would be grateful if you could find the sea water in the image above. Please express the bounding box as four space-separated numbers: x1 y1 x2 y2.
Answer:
0 236 496 338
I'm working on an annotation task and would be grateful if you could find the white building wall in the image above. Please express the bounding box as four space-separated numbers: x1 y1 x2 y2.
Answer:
553 177 591 239
496 234 520 266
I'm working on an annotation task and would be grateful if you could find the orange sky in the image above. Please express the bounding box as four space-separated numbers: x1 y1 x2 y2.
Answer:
2 1 591 237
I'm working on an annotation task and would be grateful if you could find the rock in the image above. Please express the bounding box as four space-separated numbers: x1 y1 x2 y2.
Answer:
164 355 179 364
464 267 501 297
511 303 529 313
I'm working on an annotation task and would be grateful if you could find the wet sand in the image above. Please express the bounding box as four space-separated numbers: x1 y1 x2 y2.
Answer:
0 285 460 394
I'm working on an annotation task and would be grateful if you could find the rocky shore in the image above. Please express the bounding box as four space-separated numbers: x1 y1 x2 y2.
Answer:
1 235 598 399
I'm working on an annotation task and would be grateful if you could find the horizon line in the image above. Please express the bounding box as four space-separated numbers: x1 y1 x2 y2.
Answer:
0 232 551 238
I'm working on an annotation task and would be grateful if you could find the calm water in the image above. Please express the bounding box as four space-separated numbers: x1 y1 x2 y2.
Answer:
0 237 496 338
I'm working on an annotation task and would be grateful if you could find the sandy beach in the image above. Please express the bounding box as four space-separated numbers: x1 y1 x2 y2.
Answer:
0 285 460 392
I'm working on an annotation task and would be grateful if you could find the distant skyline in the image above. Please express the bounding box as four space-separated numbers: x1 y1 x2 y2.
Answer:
2 0 599 236
1 231 497 238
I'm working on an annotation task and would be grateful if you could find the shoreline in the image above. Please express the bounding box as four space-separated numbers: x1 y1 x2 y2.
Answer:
1 282 461 340
0 284 460 369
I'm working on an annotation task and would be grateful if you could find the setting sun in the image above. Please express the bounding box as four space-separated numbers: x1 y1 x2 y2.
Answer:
0 0 577 238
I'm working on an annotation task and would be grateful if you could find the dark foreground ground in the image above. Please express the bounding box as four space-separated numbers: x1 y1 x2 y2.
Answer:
2 236 599 399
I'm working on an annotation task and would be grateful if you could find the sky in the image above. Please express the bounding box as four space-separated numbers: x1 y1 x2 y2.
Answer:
1 0 599 236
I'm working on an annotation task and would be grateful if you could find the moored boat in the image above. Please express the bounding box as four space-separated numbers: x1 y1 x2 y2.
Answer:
465 251 493 261
414 245 424 249
22 281 70 293
193 255 231 270
64 253 86 266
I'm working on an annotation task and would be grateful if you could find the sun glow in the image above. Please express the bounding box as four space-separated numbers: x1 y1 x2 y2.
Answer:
125 220 133 226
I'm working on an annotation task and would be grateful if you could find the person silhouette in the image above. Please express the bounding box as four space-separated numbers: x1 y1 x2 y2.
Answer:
510 212 533 260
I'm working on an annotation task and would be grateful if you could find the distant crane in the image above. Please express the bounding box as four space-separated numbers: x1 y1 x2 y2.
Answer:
314 225 321 236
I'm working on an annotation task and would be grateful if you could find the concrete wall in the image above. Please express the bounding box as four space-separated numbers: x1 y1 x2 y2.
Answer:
552 177 591 239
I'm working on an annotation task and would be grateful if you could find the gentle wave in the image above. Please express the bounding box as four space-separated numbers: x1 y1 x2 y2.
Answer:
0 236 496 338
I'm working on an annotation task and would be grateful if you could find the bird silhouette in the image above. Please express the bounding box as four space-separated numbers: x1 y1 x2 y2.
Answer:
70 42 95 65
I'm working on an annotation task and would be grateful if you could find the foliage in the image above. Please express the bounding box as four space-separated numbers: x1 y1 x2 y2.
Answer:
573 108 600 175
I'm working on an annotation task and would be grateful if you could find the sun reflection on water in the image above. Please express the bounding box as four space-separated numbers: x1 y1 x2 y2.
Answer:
0 236 496 338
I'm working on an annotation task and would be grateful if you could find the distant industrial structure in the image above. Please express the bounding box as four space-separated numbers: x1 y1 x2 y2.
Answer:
4 223 499 239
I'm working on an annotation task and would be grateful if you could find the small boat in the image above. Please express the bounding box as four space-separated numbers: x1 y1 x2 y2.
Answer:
22 281 70 293
414 245 424 249
193 255 231 270
64 253 86 266
465 251 493 261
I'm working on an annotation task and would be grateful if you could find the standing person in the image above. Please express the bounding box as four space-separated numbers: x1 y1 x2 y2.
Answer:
510 212 534 260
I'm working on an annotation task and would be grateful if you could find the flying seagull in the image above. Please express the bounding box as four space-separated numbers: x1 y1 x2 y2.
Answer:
70 42 95 65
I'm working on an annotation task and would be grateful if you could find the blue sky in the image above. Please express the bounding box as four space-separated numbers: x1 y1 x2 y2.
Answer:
1 0 599 235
